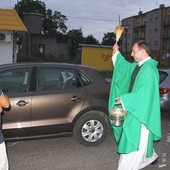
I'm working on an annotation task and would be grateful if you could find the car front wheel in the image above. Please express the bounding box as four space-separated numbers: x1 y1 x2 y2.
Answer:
73 111 109 147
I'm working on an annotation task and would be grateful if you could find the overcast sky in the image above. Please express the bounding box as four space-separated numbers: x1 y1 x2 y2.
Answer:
0 0 170 42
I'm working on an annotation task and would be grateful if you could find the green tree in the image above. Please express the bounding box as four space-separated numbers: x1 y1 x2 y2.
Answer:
101 32 116 46
53 11 68 34
15 0 67 35
67 28 84 62
42 9 55 34
42 10 68 35
67 28 84 44
83 34 99 45
15 0 46 19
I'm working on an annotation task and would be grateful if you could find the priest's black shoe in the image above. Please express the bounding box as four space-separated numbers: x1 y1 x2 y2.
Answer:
151 157 159 165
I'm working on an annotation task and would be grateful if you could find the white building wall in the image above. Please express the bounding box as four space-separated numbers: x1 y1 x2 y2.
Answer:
0 31 13 65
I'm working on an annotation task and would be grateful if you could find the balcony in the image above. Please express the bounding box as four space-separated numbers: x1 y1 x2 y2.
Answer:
133 25 146 31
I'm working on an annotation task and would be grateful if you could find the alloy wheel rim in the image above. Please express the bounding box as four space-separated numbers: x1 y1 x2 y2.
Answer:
81 119 104 142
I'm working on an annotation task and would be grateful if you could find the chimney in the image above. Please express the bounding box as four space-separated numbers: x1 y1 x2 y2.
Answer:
159 4 165 8
138 11 143 15
23 13 43 34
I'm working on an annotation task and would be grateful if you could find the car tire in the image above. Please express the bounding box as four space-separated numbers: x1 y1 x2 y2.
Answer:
73 111 109 147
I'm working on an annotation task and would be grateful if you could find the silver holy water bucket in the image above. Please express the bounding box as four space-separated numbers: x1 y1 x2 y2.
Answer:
109 107 127 126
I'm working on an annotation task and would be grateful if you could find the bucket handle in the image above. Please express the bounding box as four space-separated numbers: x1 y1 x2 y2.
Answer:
112 101 126 110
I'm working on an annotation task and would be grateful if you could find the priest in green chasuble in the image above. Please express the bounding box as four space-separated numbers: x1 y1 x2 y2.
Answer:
108 40 161 169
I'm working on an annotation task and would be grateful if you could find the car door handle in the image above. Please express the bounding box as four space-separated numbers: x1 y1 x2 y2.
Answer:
71 96 82 101
16 100 29 107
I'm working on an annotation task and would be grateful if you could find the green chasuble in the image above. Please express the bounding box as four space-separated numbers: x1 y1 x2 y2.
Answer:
108 53 162 157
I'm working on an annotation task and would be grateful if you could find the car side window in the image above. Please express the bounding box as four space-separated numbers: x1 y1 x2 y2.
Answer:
61 69 81 90
0 68 31 94
78 72 91 86
159 71 168 84
38 67 81 91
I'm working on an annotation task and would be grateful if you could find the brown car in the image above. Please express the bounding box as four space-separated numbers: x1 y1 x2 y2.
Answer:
1 62 110 146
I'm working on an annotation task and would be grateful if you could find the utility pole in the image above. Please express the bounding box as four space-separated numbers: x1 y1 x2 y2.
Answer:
124 27 129 57
118 15 121 25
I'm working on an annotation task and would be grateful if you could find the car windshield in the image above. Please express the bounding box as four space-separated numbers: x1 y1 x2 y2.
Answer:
159 71 168 84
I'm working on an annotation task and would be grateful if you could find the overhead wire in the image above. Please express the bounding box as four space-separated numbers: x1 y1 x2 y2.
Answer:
65 16 117 22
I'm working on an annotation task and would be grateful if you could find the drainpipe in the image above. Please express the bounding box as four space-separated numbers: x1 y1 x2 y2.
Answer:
12 31 18 63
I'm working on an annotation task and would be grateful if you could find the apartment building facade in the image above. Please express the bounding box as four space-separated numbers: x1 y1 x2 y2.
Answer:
121 4 170 67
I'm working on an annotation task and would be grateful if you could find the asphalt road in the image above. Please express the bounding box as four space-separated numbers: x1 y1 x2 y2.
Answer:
6 112 170 170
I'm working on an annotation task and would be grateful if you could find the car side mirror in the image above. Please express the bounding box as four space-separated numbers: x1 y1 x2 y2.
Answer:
2 89 8 94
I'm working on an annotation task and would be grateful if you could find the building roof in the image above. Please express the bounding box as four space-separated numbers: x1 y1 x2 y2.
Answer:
0 9 27 32
79 44 112 48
